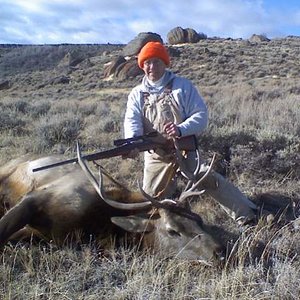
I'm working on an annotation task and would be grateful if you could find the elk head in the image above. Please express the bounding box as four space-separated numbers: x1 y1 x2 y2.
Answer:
77 143 225 265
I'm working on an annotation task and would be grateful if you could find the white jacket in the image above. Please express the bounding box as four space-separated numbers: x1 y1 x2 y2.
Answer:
124 70 208 138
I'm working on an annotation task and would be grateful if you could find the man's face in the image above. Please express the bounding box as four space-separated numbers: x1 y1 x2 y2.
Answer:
142 58 166 82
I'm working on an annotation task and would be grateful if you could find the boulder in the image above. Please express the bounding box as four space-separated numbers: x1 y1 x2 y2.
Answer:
167 26 206 44
185 28 201 43
249 34 270 43
123 32 163 56
167 27 186 45
198 32 208 40
103 56 126 78
115 58 143 80
104 32 164 81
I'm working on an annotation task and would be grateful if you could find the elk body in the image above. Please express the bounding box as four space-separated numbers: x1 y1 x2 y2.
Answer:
0 154 225 264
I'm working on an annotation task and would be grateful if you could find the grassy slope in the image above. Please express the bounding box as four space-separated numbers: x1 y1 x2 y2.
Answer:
0 38 299 299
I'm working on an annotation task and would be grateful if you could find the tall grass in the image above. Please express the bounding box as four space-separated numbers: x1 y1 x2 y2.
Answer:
1 226 300 299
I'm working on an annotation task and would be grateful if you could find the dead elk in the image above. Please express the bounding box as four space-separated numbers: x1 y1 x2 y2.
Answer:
0 153 225 265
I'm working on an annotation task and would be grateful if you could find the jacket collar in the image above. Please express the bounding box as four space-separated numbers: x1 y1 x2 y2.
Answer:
142 70 175 94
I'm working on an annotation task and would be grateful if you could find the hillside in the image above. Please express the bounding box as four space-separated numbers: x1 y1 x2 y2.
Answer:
0 37 299 190
0 36 300 299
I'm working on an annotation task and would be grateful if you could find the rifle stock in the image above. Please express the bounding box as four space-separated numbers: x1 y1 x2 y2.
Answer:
32 135 197 172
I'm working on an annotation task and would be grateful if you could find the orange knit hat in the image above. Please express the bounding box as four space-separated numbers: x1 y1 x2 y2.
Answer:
138 41 170 68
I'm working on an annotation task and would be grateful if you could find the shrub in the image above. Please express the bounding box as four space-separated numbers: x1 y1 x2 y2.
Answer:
33 113 83 151
10 99 30 113
30 101 52 119
0 110 26 134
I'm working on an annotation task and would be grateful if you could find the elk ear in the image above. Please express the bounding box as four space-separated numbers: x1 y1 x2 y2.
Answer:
111 216 155 233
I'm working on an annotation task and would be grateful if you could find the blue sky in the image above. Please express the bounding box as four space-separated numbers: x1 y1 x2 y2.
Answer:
0 0 299 44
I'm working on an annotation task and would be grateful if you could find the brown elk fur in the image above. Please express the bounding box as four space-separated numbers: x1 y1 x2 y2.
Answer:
0 155 145 243
0 155 225 264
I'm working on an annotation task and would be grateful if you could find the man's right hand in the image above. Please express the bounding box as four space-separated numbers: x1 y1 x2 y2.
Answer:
163 122 181 138
122 148 140 160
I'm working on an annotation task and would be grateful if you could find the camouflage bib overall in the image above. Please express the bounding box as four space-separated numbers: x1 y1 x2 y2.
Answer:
141 80 181 197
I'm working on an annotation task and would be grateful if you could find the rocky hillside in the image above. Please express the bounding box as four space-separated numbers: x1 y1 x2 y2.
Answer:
0 36 299 196
1 36 299 91
0 35 300 299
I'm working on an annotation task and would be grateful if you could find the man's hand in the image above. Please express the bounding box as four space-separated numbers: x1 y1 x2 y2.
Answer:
122 148 139 160
163 122 181 138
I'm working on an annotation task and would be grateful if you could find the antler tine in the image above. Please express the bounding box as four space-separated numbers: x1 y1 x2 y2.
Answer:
138 181 165 209
178 153 216 203
181 149 203 193
192 148 202 174
138 182 205 225
192 152 216 188
173 138 201 182
77 141 103 197
76 141 152 210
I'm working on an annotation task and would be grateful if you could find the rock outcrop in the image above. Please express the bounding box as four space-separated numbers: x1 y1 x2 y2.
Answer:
105 32 163 80
167 27 206 44
249 34 270 43
123 32 163 56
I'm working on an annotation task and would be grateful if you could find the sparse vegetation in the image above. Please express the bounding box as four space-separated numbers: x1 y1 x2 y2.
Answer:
0 37 299 299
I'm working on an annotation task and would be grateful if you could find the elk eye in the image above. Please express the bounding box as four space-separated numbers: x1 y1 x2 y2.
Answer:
167 229 181 237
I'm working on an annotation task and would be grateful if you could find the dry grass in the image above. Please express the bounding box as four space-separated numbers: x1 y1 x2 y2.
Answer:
0 37 299 299
1 227 300 299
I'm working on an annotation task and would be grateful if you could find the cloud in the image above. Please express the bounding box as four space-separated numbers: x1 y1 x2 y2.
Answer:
0 0 299 44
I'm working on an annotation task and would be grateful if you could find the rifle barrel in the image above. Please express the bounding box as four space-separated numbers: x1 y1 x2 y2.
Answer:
32 140 158 172
32 157 78 172
32 135 196 173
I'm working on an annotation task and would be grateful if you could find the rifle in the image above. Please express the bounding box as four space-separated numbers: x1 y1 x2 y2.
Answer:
32 132 198 172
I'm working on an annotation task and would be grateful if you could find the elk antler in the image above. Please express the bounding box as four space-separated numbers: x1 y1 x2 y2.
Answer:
138 182 204 226
173 138 201 183
76 141 152 210
138 181 177 208
177 153 216 204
